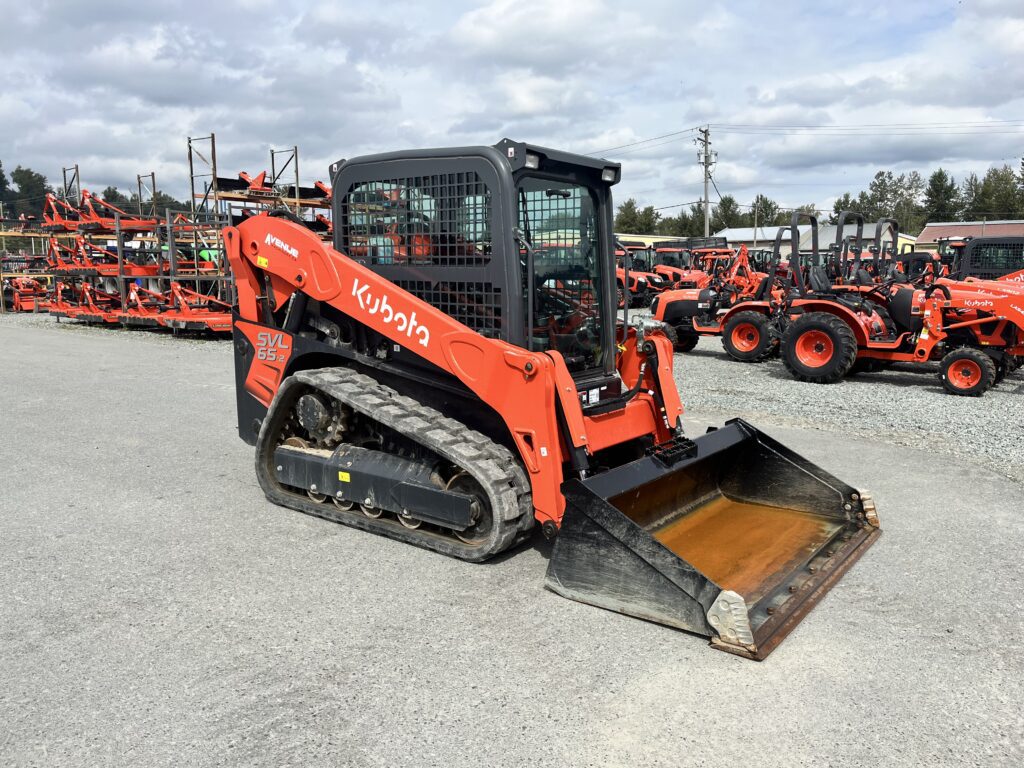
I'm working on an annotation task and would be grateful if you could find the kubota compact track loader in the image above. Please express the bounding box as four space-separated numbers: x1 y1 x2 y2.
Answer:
227 140 880 659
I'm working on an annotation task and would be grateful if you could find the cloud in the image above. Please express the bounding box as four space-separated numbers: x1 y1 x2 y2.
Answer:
0 0 1020 216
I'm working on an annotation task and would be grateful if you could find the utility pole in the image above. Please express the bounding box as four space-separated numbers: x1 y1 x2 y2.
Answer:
753 199 759 249
696 125 716 237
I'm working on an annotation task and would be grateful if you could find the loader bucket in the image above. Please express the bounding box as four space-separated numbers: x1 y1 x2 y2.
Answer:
545 419 880 659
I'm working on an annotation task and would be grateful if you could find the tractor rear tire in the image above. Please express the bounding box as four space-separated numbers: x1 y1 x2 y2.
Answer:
865 299 896 339
673 331 699 353
781 312 858 384
941 347 996 396
721 311 777 362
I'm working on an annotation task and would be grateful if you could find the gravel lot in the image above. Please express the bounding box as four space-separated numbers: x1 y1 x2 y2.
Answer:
671 334 1024 482
2 312 1023 768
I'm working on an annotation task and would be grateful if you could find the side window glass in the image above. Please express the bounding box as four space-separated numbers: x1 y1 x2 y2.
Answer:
340 173 492 266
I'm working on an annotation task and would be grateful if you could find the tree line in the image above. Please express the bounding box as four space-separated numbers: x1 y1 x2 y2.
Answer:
614 162 1024 237
0 160 187 221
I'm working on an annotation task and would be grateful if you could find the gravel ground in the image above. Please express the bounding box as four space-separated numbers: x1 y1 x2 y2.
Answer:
671 334 1024 482
2 312 1023 768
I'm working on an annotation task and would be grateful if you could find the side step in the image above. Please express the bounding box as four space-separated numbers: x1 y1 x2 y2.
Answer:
545 420 880 660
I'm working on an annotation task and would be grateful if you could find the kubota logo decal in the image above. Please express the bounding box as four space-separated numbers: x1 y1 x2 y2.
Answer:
352 278 430 348
264 233 299 259
963 299 995 308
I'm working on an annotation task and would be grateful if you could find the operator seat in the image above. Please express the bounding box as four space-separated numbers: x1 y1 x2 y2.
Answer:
853 269 874 286
752 275 772 301
807 266 833 294
887 264 909 284
887 286 922 333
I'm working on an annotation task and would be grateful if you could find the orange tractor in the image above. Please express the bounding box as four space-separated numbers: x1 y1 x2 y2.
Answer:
226 140 880 659
777 214 1024 395
648 236 731 288
650 242 777 356
614 241 672 305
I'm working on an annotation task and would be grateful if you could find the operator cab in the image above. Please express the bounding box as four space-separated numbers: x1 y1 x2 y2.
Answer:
330 139 622 398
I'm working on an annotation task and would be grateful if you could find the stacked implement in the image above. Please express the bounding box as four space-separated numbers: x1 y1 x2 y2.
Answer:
34 193 234 333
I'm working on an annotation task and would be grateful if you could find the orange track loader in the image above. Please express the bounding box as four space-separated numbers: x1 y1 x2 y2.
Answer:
227 140 879 659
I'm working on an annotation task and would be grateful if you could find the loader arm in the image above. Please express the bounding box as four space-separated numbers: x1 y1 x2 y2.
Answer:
226 214 682 526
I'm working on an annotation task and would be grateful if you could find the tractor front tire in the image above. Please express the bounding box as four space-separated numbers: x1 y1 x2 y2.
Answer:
940 347 996 396
673 330 699 353
721 311 777 362
781 312 858 384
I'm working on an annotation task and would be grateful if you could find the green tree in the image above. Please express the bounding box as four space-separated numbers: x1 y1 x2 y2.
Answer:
150 190 188 213
100 185 132 207
923 169 960 223
635 205 660 234
893 170 926 234
0 160 11 210
9 166 52 218
960 172 984 220
859 171 895 220
742 194 783 228
614 198 640 232
711 195 742 232
829 192 857 224
655 211 691 236
978 165 1023 219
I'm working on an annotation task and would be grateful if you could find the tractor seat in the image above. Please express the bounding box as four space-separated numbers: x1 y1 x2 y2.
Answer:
853 269 874 286
887 286 922 333
888 265 909 284
808 266 832 294
753 275 772 301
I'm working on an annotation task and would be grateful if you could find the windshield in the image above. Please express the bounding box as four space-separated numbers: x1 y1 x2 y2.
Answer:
627 248 653 272
517 175 607 373
656 249 689 268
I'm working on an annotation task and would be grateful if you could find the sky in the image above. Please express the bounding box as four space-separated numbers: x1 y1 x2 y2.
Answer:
1 0 1022 217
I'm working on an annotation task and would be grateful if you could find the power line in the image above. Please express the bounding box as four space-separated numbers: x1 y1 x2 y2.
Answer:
645 200 704 212
710 174 724 203
604 135 696 157
715 128 1024 137
712 119 1024 130
588 127 699 156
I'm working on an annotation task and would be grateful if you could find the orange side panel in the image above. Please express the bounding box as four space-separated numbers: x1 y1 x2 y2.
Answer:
236 321 294 407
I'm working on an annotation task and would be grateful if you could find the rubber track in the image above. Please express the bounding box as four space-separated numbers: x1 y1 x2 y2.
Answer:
258 368 534 562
